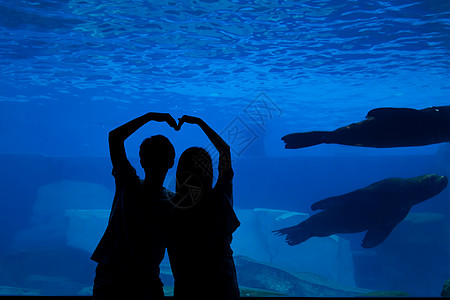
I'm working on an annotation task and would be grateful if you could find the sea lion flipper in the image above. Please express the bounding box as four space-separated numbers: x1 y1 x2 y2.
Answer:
361 224 397 248
281 132 329 149
366 107 421 119
273 223 311 246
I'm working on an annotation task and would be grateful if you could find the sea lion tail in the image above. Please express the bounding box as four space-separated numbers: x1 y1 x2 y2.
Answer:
281 131 328 149
273 224 311 246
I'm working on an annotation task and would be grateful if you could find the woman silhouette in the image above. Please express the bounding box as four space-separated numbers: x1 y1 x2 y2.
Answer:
167 115 240 300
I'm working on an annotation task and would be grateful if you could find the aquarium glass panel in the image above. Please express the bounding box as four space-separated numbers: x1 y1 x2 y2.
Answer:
1 0 449 297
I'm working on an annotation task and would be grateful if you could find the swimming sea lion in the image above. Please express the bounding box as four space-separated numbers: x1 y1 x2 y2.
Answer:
282 106 450 148
273 174 448 248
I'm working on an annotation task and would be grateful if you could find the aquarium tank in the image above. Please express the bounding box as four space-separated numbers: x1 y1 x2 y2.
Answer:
0 0 450 297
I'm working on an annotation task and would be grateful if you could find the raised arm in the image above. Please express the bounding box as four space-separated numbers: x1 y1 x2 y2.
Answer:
177 115 232 173
109 112 177 168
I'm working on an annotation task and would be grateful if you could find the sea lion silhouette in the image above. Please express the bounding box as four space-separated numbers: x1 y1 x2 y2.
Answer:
273 174 448 248
282 106 450 148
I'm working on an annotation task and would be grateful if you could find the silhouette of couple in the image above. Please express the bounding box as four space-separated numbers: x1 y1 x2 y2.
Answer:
91 112 240 299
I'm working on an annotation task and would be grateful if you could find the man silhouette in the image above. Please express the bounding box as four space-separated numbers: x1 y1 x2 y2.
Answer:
91 112 177 299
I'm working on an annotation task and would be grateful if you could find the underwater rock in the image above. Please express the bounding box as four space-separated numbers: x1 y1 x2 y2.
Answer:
12 215 69 250
78 286 93 296
361 290 410 297
24 274 87 296
0 246 96 296
238 286 286 297
0 246 95 288
64 207 356 287
234 256 370 297
442 279 450 297
233 208 355 286
32 180 113 225
0 260 17 287
0 154 114 252
65 209 110 253
0 286 40 296
12 180 113 252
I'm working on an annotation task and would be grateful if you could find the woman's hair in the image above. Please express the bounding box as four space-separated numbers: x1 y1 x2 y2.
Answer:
176 147 213 200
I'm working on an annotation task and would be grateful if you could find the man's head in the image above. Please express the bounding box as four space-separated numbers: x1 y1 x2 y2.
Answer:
139 135 175 173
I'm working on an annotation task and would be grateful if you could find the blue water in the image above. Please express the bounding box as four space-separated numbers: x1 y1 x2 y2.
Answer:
1 0 450 296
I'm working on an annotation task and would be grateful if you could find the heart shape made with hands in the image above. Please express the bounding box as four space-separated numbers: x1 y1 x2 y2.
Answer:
173 119 183 131
170 115 199 131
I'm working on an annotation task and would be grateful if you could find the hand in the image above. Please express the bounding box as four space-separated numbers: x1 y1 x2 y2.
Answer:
149 112 178 129
176 115 202 131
